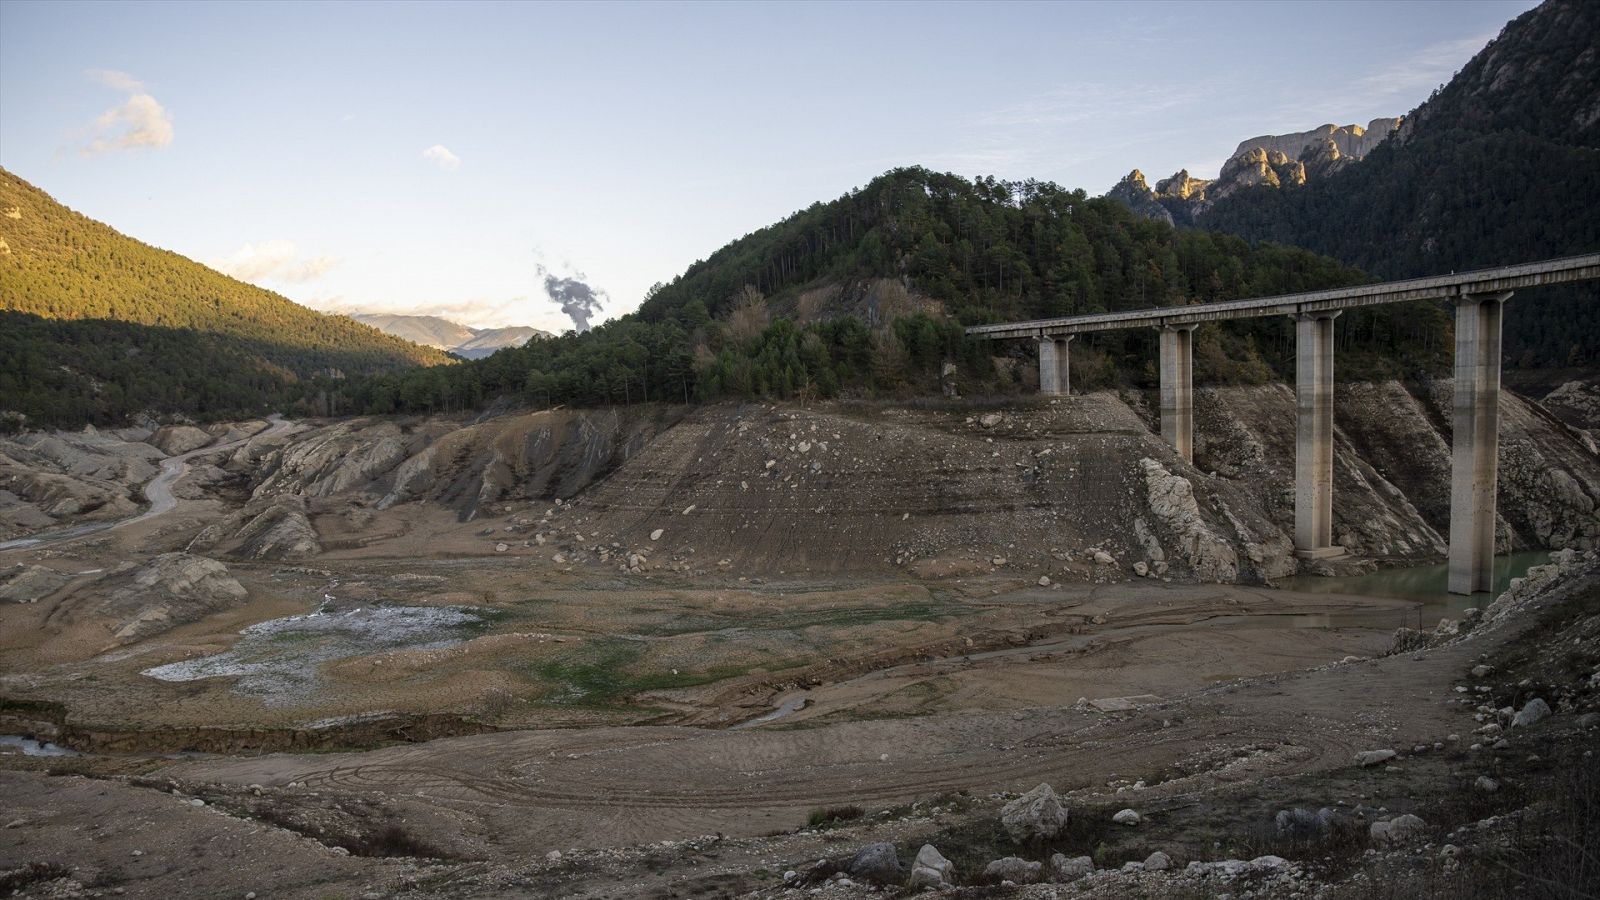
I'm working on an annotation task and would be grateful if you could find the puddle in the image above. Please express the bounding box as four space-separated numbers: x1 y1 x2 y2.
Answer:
731 692 809 729
0 735 80 757
141 604 484 706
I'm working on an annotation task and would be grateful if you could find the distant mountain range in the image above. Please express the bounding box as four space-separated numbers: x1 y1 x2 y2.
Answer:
349 314 550 359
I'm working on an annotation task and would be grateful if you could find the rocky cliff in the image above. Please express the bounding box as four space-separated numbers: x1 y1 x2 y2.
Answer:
1108 118 1401 225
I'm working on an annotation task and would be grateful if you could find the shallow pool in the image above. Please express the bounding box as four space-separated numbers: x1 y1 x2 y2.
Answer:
141 604 483 707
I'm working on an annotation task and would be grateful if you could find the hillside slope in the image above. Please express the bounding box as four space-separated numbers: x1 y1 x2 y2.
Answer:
1197 0 1600 367
0 169 450 428
347 167 1458 417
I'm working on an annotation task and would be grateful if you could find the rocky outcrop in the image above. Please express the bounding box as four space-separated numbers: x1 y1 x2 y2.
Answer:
189 496 322 560
1106 171 1173 226
1192 381 1600 561
0 429 163 539
1230 119 1401 169
1108 118 1399 223
149 425 214 455
94 553 248 644
239 408 684 521
1540 378 1600 446
0 564 71 603
1139 458 1239 583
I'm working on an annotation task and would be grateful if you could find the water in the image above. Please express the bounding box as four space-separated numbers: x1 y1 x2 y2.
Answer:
141 603 483 706
0 735 80 757
732 693 809 729
1269 550 1552 625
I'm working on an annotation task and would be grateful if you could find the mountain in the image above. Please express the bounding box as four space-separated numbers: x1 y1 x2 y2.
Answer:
1109 118 1403 227
349 314 476 351
340 166 1454 417
0 169 450 429
452 326 545 359
1174 0 1600 367
350 313 548 359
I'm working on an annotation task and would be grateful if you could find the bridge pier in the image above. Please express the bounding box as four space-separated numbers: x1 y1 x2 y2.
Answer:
1448 291 1511 594
1294 312 1342 559
1158 324 1196 462
1038 335 1073 396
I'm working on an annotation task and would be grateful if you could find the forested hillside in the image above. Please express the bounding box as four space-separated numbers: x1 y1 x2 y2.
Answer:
0 169 449 428
1199 0 1600 367
345 167 1450 416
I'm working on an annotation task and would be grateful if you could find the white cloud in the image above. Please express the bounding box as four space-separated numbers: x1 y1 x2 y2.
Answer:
84 69 145 92
78 69 173 155
209 240 340 284
422 144 460 171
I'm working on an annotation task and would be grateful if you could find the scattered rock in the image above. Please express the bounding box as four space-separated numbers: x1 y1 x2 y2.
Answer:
1512 697 1551 728
999 783 1071 842
1143 850 1171 871
1369 813 1427 846
1050 853 1094 881
845 843 903 885
906 844 954 890
1112 808 1141 826
650 529 664 541
1355 748 1397 767
1475 776 1500 793
982 856 1041 884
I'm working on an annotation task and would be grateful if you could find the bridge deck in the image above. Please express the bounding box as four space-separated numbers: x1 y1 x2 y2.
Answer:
965 253 1600 339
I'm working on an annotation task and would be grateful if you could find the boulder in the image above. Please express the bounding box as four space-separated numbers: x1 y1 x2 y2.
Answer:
981 856 1041 884
1475 776 1500 793
102 553 248 644
906 844 954 890
1355 748 1397 767
999 783 1071 842
1049 854 1093 881
149 425 214 455
845 843 903 886
1512 698 1551 728
1112 808 1141 826
1274 807 1327 838
1143 851 1171 871
1369 813 1427 846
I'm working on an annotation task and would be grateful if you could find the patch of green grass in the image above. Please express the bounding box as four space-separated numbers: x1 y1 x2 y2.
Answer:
522 638 752 709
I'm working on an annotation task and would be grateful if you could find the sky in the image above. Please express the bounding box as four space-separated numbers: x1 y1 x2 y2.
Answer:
0 0 1539 333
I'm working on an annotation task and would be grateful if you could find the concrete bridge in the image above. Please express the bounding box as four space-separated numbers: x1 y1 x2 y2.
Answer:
966 253 1600 595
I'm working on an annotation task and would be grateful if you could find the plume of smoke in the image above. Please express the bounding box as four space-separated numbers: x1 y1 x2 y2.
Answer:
537 263 607 332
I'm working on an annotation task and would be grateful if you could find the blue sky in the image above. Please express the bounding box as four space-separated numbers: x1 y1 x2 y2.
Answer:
0 0 1537 332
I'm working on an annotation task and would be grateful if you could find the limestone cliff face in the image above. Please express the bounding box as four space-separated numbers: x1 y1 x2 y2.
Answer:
1108 118 1400 224
1230 119 1402 168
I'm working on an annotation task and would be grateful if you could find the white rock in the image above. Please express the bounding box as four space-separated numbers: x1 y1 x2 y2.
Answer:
1112 808 1141 826
1355 749 1397 767
906 844 954 889
650 529 664 541
1512 697 1551 728
999 783 1070 842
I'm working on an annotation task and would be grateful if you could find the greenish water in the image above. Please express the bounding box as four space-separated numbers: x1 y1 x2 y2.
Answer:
1270 550 1553 625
